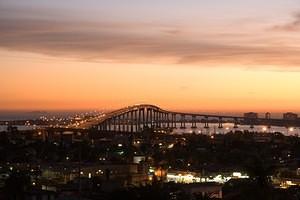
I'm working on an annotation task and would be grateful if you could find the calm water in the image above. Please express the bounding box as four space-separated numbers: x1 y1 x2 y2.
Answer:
0 123 299 136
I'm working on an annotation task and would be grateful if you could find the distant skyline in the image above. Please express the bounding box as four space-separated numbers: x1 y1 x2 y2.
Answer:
1 0 300 112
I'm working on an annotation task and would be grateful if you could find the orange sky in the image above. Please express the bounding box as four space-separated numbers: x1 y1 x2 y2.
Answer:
1 0 300 112
1 49 300 112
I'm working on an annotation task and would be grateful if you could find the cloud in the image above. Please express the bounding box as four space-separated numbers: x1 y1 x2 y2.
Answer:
272 12 300 31
1 15 300 68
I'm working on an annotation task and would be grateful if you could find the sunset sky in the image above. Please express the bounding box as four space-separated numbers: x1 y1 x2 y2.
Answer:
1 0 300 112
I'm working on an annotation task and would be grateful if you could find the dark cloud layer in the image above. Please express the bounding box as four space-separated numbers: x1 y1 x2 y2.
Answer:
272 12 300 31
1 16 300 67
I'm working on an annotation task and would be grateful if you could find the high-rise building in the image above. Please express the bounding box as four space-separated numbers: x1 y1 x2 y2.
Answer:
283 112 298 121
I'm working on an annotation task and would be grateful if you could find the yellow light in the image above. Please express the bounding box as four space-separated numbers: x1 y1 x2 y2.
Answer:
289 127 294 132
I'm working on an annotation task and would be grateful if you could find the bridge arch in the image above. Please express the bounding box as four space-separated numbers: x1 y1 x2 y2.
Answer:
90 104 300 133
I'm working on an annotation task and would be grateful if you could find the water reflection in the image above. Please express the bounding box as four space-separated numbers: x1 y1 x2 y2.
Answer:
171 123 300 136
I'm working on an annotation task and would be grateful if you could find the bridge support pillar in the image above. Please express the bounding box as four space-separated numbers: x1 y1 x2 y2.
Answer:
156 111 160 128
130 111 134 133
161 112 164 128
137 109 141 132
218 117 223 129
120 114 123 132
149 109 153 128
145 108 149 129
172 114 176 128
191 115 197 129
127 113 130 132
113 117 116 131
117 116 121 132
142 108 145 130
233 118 238 129
159 112 162 128
106 121 109 131
180 114 186 129
204 116 209 129
134 110 138 132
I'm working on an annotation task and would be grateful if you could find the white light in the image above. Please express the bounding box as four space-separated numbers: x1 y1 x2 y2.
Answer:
118 143 123 147
233 172 242 177
289 127 294 132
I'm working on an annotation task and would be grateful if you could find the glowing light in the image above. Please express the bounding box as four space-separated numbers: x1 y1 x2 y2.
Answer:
289 127 294 132
167 171 249 184
233 172 242 177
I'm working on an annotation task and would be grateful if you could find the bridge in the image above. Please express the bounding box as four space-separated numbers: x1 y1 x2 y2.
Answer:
76 104 300 133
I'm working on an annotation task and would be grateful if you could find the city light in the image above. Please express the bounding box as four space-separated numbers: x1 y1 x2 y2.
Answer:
2 0 300 198
166 171 249 184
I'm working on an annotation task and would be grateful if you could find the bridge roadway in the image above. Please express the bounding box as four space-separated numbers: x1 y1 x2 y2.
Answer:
72 104 300 131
